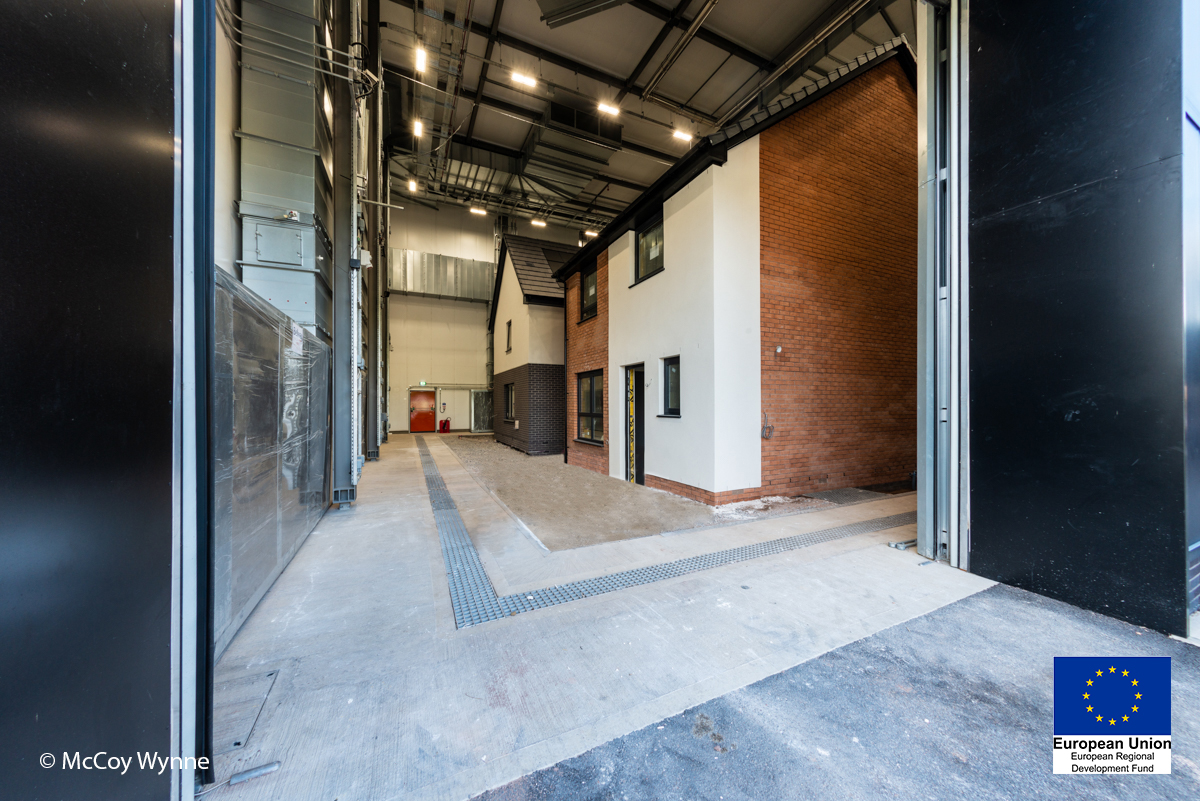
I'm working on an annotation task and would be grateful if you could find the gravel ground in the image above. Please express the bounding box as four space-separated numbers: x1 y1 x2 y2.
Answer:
439 435 833 551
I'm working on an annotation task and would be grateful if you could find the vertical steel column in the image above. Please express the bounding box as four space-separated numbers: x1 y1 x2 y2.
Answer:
917 0 968 565
331 0 357 505
915 2 939 559
365 0 382 460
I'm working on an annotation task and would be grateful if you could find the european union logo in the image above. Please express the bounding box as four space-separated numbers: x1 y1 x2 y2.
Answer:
1053 657 1171 736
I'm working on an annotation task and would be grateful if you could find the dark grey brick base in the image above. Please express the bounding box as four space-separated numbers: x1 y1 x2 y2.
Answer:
493 363 565 455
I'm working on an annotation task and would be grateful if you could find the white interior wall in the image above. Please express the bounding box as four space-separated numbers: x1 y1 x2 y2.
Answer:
390 204 495 262
387 295 488 431
215 24 240 275
711 137 762 490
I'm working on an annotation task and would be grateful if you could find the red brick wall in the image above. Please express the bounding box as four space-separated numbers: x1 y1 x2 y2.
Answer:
759 57 918 497
564 250 609 474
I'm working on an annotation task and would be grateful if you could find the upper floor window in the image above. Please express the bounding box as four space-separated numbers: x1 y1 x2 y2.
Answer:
636 219 664 283
505 320 512 352
580 262 598 321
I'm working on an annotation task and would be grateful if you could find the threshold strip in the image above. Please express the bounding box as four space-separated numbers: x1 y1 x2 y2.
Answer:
415 437 918 629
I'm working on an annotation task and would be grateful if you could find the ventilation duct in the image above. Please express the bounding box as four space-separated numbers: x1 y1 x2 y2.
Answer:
388 250 497 303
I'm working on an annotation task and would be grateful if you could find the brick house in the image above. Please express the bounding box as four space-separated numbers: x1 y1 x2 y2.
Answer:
554 39 917 505
489 235 577 455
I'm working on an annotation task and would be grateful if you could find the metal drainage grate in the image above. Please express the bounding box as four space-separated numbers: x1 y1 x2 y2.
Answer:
415 437 918 629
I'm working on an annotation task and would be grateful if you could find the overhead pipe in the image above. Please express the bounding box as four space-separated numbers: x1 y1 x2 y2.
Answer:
714 0 876 128
640 0 720 97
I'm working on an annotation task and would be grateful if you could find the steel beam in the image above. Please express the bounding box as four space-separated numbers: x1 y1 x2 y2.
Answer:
465 0 506 140
628 0 772 71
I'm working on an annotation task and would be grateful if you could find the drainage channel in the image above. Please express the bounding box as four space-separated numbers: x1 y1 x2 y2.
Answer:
415 436 918 629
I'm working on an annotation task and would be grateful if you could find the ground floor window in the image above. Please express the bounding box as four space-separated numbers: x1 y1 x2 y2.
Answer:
505 383 515 421
577 370 603 442
663 356 680 416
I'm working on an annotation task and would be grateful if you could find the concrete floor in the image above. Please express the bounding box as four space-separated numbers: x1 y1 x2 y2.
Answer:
208 435 987 800
477 585 1200 801
439 434 833 551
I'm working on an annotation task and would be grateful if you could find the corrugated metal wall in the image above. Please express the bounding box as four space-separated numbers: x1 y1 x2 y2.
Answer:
388 249 496 303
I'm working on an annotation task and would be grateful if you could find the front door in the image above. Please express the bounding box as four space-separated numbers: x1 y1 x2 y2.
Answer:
626 366 644 484
410 390 436 432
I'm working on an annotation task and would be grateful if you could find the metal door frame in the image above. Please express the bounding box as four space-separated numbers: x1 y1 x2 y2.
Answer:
917 0 970 568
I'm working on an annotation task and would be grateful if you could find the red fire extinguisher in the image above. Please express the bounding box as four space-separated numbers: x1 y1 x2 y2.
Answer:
439 418 451 433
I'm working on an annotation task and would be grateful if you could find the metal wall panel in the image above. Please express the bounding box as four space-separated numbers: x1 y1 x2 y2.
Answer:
389 249 497 303
0 1 176 797
211 271 329 659
969 0 1188 634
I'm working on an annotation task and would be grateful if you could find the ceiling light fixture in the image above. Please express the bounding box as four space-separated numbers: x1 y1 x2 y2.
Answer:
470 207 487 215
408 180 417 192
598 103 620 116
511 72 537 88
531 219 547 227
584 230 598 237
673 130 693 142
413 120 423 137
415 48 427 72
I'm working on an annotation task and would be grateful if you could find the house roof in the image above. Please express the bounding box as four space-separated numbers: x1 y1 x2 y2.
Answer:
552 37 917 282
488 235 578 331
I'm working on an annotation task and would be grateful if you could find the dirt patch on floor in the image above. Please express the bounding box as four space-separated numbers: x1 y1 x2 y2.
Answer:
439 435 834 551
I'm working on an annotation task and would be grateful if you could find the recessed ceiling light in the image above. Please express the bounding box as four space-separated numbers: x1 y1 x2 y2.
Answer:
413 120 423 137
511 72 537 88
673 130 693 142
408 180 417 192
415 48 427 72
584 230 598 237
470 207 487 215
531 219 547 227
598 103 620 116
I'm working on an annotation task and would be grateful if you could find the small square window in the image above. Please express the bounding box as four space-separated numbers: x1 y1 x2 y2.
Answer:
580 262 598 321
636 219 664 282
505 383 515 421
663 356 680 416
505 320 512 353
577 370 603 443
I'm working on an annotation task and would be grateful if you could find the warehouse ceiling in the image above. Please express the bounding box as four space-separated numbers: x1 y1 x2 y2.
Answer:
381 0 919 229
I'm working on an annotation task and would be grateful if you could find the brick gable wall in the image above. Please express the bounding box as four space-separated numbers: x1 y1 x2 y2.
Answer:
759 57 918 496
564 251 609 475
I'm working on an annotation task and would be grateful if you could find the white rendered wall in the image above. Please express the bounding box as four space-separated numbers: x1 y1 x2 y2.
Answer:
214 27 240 276
711 137 762 490
387 295 488 431
492 254 565 376
493 254 530 375
606 139 761 494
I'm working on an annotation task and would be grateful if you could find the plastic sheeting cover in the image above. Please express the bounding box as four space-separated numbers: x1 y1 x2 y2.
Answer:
212 269 330 659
